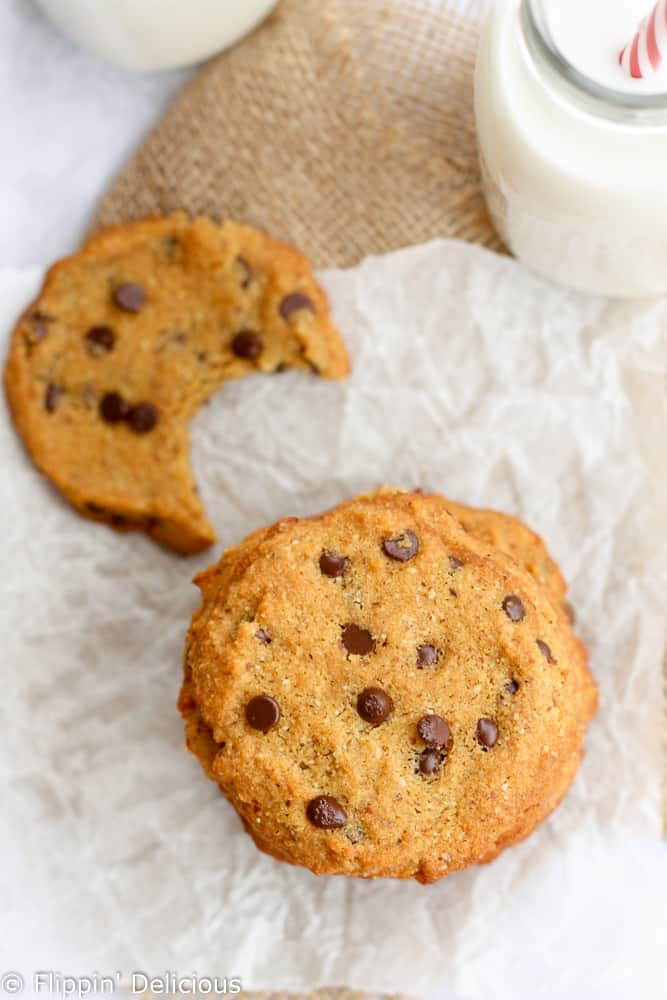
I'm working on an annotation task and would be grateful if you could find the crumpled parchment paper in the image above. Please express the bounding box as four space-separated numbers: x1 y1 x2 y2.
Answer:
1 242 665 999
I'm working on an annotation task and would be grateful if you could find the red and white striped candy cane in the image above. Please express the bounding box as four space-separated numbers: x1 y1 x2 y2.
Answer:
620 0 667 78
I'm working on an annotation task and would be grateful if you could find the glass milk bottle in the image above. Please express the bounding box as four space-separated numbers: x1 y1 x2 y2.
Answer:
475 0 667 297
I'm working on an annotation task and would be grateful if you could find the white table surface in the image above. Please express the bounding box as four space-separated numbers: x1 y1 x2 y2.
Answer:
1 0 191 268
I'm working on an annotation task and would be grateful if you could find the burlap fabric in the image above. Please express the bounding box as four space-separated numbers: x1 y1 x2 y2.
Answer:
95 0 665 857
94 0 499 265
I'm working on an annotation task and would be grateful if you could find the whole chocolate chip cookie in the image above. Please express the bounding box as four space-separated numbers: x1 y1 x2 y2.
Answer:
179 489 596 882
4 213 349 554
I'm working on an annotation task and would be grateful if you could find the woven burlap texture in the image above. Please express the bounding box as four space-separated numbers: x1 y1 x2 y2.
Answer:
94 0 499 267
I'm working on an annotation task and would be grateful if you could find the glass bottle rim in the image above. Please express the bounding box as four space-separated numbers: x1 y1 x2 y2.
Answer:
522 0 667 123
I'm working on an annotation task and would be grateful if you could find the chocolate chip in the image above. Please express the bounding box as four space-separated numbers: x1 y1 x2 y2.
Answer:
341 623 375 655
506 678 519 694
44 383 61 412
231 330 263 360
113 282 146 313
99 392 129 423
476 717 499 748
564 601 576 625
255 628 271 645
319 550 351 578
357 687 393 724
416 644 438 668
245 695 280 732
382 530 419 562
126 402 159 433
279 292 315 320
502 594 525 622
418 748 444 776
85 325 116 356
30 311 54 340
536 639 555 663
236 256 252 288
306 795 347 829
417 714 451 748
449 555 463 571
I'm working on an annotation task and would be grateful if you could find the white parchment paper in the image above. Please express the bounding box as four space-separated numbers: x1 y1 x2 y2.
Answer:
1 242 665 999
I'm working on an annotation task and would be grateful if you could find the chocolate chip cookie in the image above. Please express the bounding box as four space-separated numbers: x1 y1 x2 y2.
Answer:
179 489 597 882
4 213 349 554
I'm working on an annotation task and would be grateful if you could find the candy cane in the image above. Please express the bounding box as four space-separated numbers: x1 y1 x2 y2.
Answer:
619 0 667 79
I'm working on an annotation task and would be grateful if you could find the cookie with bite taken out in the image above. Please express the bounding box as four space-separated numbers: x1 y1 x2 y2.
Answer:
4 213 349 554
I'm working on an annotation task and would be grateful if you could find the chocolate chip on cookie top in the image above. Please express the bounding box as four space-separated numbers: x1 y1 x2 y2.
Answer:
255 628 271 645
476 717 499 749
417 714 451 749
449 555 463 571
382 529 419 562
502 594 525 622
357 687 394 724
245 695 280 733
85 325 116 356
306 796 347 829
506 678 520 694
126 402 159 434
319 549 351 578
99 391 129 423
113 282 146 313
536 639 555 663
418 748 445 776
280 292 315 320
231 330 263 360
341 623 375 655
416 643 439 668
